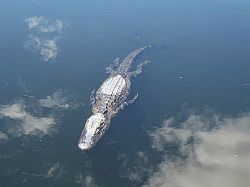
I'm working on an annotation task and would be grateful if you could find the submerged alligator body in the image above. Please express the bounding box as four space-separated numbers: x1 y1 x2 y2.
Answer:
78 46 151 150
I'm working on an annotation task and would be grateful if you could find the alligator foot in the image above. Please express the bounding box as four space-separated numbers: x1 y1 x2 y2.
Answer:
89 89 95 106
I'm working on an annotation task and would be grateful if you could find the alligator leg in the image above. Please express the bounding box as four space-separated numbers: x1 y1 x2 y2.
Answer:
114 93 139 114
129 60 150 78
106 57 120 75
125 93 139 105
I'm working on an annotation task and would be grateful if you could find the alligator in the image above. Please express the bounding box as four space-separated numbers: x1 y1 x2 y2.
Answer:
78 46 152 150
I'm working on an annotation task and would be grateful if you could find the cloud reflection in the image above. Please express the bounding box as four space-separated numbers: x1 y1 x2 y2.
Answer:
145 112 250 187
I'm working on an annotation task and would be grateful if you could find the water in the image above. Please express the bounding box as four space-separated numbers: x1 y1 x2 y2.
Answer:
0 0 250 186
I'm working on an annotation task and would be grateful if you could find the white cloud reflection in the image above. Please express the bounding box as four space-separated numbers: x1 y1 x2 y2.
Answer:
145 113 250 187
0 100 56 138
39 89 82 110
24 16 64 62
75 173 99 187
0 89 81 140
25 16 63 33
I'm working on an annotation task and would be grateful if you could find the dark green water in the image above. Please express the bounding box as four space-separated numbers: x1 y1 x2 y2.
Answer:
0 0 250 186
